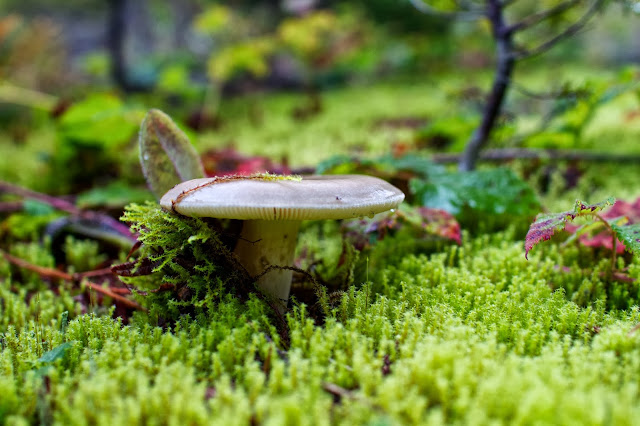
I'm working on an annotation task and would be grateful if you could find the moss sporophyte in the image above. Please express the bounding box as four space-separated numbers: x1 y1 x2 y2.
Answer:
160 174 404 310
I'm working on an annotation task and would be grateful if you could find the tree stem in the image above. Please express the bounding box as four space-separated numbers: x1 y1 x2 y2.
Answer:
459 0 514 171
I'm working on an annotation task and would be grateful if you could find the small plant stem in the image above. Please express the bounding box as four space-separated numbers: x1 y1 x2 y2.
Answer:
611 233 618 275
592 213 616 280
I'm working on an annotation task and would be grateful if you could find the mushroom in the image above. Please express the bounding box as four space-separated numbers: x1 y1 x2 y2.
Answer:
160 175 404 310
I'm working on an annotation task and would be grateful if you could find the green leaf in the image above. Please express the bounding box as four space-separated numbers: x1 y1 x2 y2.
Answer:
573 198 616 215
76 182 153 209
411 167 540 220
37 342 74 364
139 109 205 201
23 200 55 216
611 223 640 256
59 93 144 148
193 5 232 35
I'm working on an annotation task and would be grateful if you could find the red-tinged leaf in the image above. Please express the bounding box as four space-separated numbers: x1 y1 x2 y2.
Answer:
201 147 290 176
343 205 460 251
600 198 640 222
525 198 615 259
578 231 626 253
573 198 640 252
572 198 615 215
409 207 462 245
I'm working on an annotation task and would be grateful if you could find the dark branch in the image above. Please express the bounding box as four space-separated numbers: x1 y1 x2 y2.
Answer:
107 0 152 92
515 0 604 60
458 0 515 171
507 0 581 34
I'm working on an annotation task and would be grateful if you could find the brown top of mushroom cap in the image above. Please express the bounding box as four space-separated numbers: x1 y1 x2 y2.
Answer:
160 175 405 220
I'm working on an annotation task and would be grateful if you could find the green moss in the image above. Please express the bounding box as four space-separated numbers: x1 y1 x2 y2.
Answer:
3 72 640 424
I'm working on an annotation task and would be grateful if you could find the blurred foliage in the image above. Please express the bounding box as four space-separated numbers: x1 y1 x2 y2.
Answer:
51 93 145 193
524 68 640 148
193 4 275 84
192 4 232 35
278 10 359 68
57 94 143 148
75 182 152 210
208 38 276 82
336 0 451 34
0 14 68 91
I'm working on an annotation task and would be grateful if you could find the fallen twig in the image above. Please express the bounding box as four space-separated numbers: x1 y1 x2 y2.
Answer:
432 149 640 164
322 382 356 402
0 180 135 242
1 250 143 311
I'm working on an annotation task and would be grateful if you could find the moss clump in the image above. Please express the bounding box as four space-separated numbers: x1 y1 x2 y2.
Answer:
119 202 260 323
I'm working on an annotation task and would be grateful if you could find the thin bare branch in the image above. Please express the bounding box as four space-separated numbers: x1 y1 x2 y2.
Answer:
515 0 604 60
459 0 514 171
507 0 581 34
511 82 588 100
0 181 80 215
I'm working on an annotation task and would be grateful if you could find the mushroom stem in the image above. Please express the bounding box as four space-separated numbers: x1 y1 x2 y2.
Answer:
233 219 301 309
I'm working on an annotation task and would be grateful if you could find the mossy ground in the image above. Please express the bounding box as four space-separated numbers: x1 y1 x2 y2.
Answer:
2 69 640 425
4 227 640 425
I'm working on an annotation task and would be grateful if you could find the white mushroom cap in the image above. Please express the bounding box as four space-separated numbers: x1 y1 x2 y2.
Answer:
160 175 405 220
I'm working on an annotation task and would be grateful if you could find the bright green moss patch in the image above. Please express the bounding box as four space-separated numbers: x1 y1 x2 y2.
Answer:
3 226 640 424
